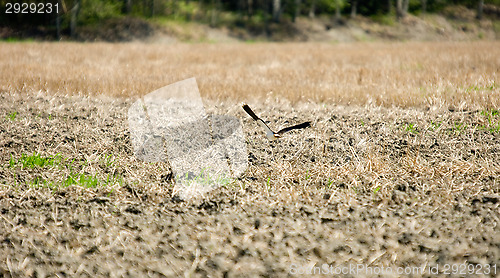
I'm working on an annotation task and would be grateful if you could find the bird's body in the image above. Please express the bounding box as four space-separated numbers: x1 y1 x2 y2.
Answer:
259 120 279 140
242 104 310 140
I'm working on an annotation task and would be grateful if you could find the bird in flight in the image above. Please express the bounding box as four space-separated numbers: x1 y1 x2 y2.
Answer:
242 104 311 141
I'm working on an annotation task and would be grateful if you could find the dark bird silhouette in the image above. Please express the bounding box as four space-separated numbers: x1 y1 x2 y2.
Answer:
242 104 311 140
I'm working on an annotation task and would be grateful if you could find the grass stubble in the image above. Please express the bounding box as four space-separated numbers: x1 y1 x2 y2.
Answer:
0 41 499 108
0 41 498 277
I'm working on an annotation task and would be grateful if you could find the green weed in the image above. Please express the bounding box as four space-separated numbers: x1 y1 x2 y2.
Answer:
31 173 123 189
452 122 467 134
477 109 500 133
176 168 233 187
465 83 498 93
9 153 63 169
305 170 311 181
7 112 17 121
99 154 117 168
107 188 115 197
326 178 334 188
10 152 124 189
429 120 442 131
31 177 55 189
481 109 499 122
478 124 500 133
405 123 419 134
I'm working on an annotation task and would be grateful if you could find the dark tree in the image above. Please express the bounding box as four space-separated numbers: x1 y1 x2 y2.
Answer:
123 0 132 14
273 0 281 22
309 0 316 18
70 0 81 38
477 0 484 19
293 0 301 22
351 0 357 18
396 0 409 19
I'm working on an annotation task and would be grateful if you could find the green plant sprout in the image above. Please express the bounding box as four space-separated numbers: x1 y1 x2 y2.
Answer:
60 173 122 188
99 154 117 168
9 153 63 169
429 121 442 131
175 167 233 188
326 178 334 188
478 109 500 133
405 123 418 134
453 122 467 134
305 169 311 181
10 152 123 189
7 112 17 121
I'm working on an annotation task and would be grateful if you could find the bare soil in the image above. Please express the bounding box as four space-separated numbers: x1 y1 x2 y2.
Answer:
0 90 498 277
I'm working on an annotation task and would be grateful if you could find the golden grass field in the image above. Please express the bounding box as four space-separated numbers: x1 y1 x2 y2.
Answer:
1 41 499 108
0 41 499 277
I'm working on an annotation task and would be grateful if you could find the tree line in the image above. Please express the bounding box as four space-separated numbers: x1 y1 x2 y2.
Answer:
0 0 497 39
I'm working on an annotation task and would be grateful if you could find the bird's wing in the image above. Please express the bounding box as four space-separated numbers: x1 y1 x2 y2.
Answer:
242 104 260 121
242 104 275 133
277 121 311 134
257 119 275 135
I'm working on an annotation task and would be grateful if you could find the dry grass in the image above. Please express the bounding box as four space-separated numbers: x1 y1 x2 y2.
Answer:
1 41 499 109
0 40 498 209
0 42 499 277
239 103 499 204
